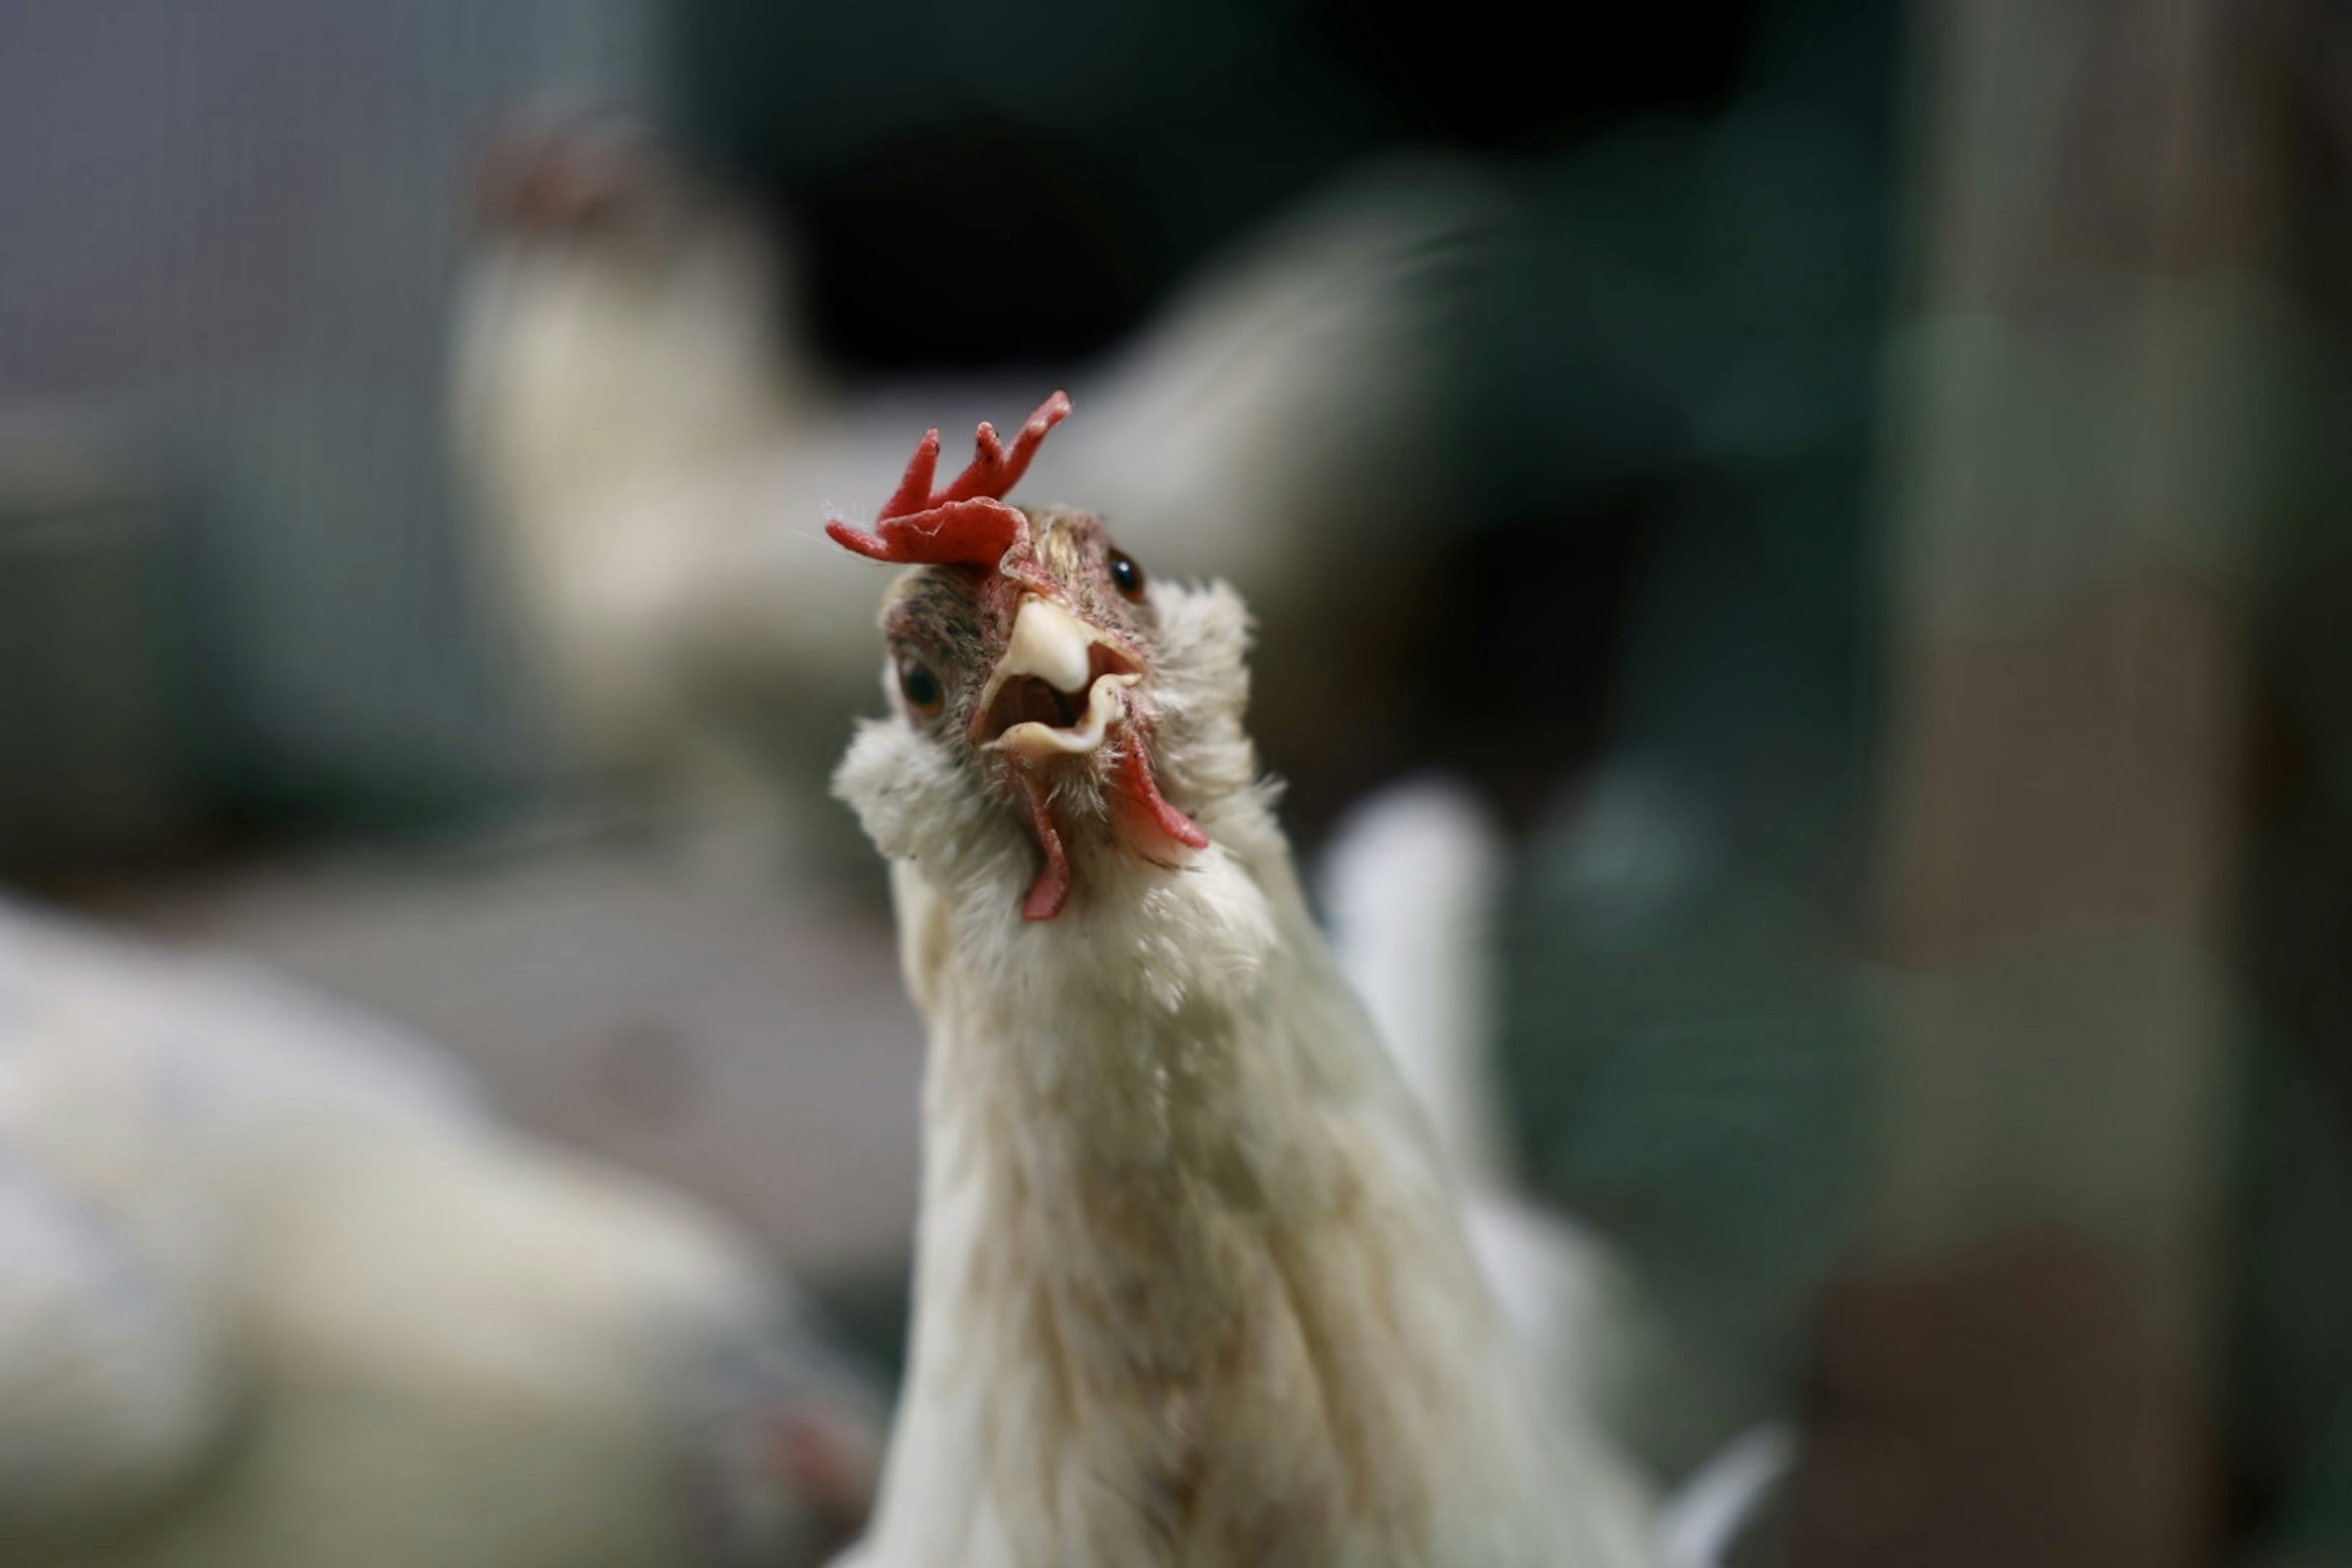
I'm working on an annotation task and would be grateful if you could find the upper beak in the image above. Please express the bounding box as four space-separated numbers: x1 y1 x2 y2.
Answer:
974 597 1140 759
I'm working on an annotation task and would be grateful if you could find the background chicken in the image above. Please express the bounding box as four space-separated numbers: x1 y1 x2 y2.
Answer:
450 113 1492 864
822 400 1663 1566
1316 777 1793 1567
1318 780 1678 1465
0 893 880 1568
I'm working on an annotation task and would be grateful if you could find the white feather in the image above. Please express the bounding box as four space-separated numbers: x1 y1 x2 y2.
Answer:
1317 775 1513 1190
1312 777 1789 1568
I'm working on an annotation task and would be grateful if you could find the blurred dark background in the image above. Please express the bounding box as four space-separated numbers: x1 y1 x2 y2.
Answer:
0 0 1883 856
672 0 1765 368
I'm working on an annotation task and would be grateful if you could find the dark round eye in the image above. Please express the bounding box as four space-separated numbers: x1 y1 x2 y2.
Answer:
1108 548 1145 601
897 654 944 717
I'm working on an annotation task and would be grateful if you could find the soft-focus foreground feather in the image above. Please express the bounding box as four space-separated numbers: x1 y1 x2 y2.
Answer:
1316 778 1792 1568
451 116 1488 848
1319 780 1667 1460
826 402 1662 1567
0 896 879 1568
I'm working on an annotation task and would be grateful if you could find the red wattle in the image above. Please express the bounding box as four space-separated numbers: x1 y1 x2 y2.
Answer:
1017 777 1072 921
1110 743 1209 862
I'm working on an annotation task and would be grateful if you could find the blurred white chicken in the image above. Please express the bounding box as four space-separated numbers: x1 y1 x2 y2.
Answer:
1316 776 1792 1568
1319 781 1673 1484
0 894 880 1568
449 112 1490 851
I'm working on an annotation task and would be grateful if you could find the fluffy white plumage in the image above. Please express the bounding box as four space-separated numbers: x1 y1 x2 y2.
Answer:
832 570 1662 1567
0 896 878 1568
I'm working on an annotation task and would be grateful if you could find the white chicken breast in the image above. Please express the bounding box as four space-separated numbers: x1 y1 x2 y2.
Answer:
0 895 878 1568
823 398 1663 1566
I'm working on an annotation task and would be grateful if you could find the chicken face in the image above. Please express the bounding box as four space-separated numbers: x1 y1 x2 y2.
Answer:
828 396 1208 921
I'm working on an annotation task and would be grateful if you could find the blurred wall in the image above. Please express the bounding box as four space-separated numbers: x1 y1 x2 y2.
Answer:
0 0 650 853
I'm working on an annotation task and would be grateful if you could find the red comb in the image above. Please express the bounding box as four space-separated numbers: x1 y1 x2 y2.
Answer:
826 391 1072 568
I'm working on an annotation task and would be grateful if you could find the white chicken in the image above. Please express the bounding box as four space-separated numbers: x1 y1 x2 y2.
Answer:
0 894 880 1568
822 397 1662 1566
449 114 1488 850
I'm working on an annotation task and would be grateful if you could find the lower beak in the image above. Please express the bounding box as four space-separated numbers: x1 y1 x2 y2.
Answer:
993 675 1137 758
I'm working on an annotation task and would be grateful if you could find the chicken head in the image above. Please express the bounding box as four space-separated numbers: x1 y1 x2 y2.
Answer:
827 393 1208 921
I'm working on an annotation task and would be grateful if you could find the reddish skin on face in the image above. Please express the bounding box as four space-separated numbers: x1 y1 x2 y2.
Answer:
829 393 1207 921
767 1403 878 1547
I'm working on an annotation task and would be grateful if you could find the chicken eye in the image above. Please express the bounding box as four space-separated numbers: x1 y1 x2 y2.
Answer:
897 655 944 717
1107 548 1145 601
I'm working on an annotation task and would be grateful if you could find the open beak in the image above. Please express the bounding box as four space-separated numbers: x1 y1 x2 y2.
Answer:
971 595 1208 921
972 597 1141 758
